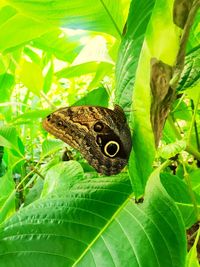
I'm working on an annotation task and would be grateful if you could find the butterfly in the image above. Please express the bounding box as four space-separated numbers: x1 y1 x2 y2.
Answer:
42 105 132 175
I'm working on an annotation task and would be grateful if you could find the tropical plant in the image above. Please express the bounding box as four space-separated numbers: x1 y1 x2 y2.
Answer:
0 0 200 266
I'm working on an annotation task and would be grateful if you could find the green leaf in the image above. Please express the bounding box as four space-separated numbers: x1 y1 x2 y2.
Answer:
163 118 178 143
185 83 200 104
43 60 54 94
0 147 6 177
56 62 110 79
186 227 200 267
0 165 186 266
0 73 14 102
73 87 109 107
128 0 180 197
0 5 16 25
33 29 84 63
72 35 114 65
158 140 187 159
172 100 192 121
79 166 186 267
24 46 41 65
24 177 44 206
115 0 156 109
178 45 200 91
0 170 15 224
42 161 84 197
19 60 44 96
115 0 157 197
7 0 130 38
187 8 200 51
12 109 51 124
0 12 53 52
41 139 64 158
190 169 200 195
0 126 24 157
160 173 200 228
88 62 113 90
0 56 6 74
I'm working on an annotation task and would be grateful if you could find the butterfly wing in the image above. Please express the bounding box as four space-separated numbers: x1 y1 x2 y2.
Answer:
42 105 132 175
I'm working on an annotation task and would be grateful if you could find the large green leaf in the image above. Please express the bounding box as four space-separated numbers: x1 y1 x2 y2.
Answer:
115 0 156 109
41 161 84 197
128 0 180 197
72 35 114 65
33 29 84 63
0 11 52 52
19 60 44 96
190 169 200 195
186 227 200 267
161 173 200 228
7 0 130 38
162 118 178 143
0 162 186 266
56 62 103 79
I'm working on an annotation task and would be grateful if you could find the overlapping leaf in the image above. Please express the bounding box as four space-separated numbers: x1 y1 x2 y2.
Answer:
0 161 186 267
6 0 130 38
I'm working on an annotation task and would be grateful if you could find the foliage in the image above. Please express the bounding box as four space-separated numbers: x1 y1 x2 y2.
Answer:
0 0 200 266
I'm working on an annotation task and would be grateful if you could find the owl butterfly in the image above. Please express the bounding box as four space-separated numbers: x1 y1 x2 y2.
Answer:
42 105 132 175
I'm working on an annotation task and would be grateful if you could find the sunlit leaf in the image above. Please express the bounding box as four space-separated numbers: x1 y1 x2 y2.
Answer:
88 62 113 90
128 0 180 197
7 0 130 38
19 60 44 96
73 87 109 107
0 12 52 52
43 60 54 94
115 0 156 109
12 109 51 124
33 29 84 63
72 36 114 65
56 62 111 79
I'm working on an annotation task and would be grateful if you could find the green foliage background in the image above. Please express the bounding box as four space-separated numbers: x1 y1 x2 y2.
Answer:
0 0 200 266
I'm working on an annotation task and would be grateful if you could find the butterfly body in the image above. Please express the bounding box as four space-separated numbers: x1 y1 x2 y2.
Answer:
42 105 132 175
